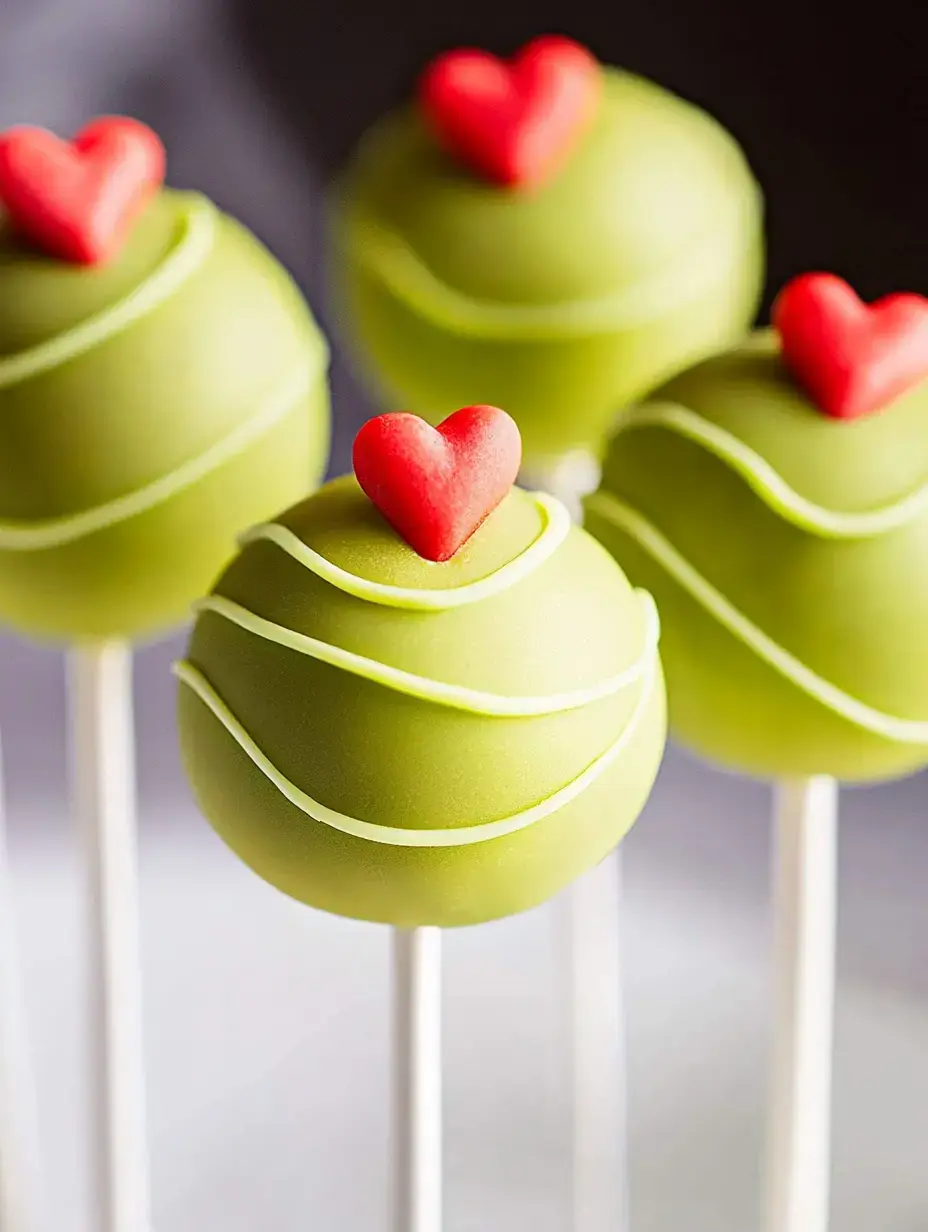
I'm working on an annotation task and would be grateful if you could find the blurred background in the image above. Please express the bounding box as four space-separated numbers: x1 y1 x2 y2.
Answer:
0 2 926 1230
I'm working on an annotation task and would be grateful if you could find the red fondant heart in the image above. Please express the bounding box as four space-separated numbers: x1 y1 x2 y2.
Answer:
418 35 602 189
0 116 165 265
772 272 928 420
353 406 522 561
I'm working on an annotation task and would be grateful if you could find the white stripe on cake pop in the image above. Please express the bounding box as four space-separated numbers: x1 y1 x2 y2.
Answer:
340 201 760 339
612 402 928 537
190 588 659 716
238 491 572 610
0 360 321 551
0 195 216 390
171 651 659 847
585 490 928 744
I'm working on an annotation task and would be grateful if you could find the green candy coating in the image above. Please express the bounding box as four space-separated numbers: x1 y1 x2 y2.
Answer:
334 69 763 462
586 331 928 781
0 189 330 642
177 478 666 926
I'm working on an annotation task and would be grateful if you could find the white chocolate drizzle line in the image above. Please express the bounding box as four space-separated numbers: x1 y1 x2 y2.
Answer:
614 402 928 538
239 491 571 610
172 655 658 847
585 490 928 744
341 205 760 339
0 195 217 389
0 363 321 551
192 589 659 716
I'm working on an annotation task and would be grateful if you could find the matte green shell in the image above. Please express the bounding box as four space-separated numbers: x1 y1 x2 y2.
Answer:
178 478 666 926
586 332 928 781
0 190 330 642
334 69 763 462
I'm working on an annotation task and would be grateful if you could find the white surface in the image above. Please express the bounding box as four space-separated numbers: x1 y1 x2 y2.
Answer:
2 758 927 1232
68 645 150 1232
0 738 46 1232
766 778 838 1232
566 854 628 1232
393 928 442 1232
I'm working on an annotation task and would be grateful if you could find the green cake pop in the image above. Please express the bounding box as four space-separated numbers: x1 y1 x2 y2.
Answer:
585 272 928 782
0 116 330 642
176 405 665 927
334 35 763 466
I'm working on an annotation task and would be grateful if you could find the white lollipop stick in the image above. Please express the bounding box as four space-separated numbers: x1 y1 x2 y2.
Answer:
0 735 46 1232
567 855 629 1232
392 927 442 1232
522 450 628 1232
766 776 838 1232
68 643 150 1232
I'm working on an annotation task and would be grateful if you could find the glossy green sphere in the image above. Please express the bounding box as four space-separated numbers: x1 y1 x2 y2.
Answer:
586 332 928 782
335 69 763 464
0 189 330 642
178 478 666 926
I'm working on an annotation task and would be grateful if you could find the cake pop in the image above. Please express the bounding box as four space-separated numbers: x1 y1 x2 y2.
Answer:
176 405 666 927
334 35 763 465
0 116 331 642
585 272 928 781
0 114 332 1232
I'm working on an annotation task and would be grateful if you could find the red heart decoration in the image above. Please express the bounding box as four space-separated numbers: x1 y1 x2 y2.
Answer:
353 406 522 561
772 272 928 420
0 116 165 265
418 35 602 189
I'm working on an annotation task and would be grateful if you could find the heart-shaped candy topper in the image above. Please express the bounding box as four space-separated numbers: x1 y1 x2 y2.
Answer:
0 116 165 265
418 35 602 189
773 272 928 420
353 406 522 561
